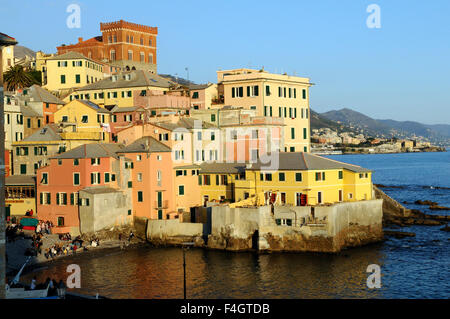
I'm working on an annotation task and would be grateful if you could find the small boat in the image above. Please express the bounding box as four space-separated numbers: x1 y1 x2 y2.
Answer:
5 257 51 299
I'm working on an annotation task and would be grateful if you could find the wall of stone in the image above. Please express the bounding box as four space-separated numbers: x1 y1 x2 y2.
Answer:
146 219 204 245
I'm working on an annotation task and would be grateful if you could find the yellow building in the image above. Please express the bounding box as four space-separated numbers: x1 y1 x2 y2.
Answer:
2 45 15 72
54 100 112 142
5 175 36 218
199 152 372 206
189 83 218 110
65 70 174 107
217 68 312 153
198 163 247 204
44 52 106 94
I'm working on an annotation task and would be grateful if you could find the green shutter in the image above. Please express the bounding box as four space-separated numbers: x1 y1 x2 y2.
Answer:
56 193 60 205
91 173 94 184
70 193 74 205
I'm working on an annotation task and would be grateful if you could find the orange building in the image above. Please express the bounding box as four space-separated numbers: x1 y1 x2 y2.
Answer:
117 136 176 220
57 20 157 73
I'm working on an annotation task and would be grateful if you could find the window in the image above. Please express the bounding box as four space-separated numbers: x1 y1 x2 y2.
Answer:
91 172 101 185
302 89 307 99
57 217 65 227
81 115 88 123
73 173 80 185
211 114 216 122
91 158 100 165
192 92 199 99
179 185 185 196
290 147 295 152
279 172 285 182
138 191 143 202
303 128 307 139
265 173 272 181
60 75 66 84
128 50 133 60
137 173 143 182
128 181 133 188
338 171 343 179
110 50 116 61
41 173 48 184
104 173 110 183
295 172 302 182
291 127 295 139
20 164 27 175
265 85 271 96
75 74 80 83
148 54 153 64
318 191 323 204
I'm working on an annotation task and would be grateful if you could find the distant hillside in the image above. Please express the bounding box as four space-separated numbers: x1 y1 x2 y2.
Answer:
320 108 450 144
159 74 195 86
14 45 36 59
310 109 350 132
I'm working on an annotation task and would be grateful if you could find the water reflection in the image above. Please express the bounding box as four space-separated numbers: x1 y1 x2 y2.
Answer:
21 245 385 299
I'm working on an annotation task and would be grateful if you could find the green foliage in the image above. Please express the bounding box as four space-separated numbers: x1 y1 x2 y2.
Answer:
3 65 38 91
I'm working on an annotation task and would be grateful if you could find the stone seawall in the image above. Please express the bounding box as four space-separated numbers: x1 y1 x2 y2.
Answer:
146 200 384 253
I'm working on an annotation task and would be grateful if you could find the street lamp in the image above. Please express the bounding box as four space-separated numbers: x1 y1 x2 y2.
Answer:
0 32 18 300
182 241 194 299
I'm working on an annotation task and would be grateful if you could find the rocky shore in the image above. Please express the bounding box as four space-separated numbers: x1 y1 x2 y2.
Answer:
373 185 450 238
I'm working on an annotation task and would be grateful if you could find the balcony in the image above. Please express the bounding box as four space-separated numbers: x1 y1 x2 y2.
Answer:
154 200 169 209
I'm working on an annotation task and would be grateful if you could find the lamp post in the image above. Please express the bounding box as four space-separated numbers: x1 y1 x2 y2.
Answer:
0 32 18 299
182 242 194 299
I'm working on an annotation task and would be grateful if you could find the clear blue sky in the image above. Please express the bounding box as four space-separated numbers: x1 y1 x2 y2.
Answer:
2 0 449 124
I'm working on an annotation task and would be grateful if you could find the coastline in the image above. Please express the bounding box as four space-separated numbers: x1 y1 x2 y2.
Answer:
5 233 146 278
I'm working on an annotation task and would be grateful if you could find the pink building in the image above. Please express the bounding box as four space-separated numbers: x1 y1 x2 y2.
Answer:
109 106 145 138
36 143 127 234
117 136 176 219
133 89 190 115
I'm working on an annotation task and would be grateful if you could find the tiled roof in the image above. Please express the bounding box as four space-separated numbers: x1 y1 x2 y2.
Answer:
199 162 247 174
248 152 371 172
17 124 62 143
80 186 119 195
156 118 216 131
110 106 145 113
5 175 35 186
77 100 111 113
51 143 125 159
22 85 65 105
20 105 41 117
48 51 97 62
117 136 171 154
75 70 174 91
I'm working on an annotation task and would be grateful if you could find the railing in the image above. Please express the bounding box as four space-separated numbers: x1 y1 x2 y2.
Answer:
154 200 169 209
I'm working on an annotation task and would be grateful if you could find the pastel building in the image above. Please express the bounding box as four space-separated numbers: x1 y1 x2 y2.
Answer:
43 52 108 94
65 70 173 107
117 136 176 220
36 143 129 234
53 99 112 143
189 83 218 110
233 152 373 205
217 68 312 153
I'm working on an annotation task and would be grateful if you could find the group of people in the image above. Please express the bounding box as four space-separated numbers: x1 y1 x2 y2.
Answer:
6 224 20 242
43 237 86 260
58 233 72 241
25 233 44 257
36 220 53 235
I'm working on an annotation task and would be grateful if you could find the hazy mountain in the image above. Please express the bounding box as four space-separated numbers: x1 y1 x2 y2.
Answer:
320 108 450 143
310 109 350 132
159 74 196 86
14 45 36 59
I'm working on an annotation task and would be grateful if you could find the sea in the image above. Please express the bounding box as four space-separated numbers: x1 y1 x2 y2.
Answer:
21 151 450 299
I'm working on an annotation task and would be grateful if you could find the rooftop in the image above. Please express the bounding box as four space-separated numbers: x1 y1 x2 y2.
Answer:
51 143 125 159
80 186 120 195
199 162 247 174
5 175 35 186
117 136 171 154
248 152 371 172
75 70 174 91
14 124 62 143
19 85 65 105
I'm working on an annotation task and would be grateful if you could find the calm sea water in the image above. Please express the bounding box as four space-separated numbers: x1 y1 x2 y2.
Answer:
22 152 450 299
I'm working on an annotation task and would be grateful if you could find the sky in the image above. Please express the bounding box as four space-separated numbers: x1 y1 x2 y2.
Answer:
1 0 449 125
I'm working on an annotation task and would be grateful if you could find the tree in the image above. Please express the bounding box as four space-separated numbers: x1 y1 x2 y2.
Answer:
3 64 37 91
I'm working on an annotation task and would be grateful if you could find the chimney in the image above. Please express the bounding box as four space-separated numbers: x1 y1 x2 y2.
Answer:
78 37 83 43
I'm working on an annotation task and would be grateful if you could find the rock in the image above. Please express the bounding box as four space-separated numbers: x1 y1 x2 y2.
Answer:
440 225 450 232
384 231 416 239
429 205 450 211
414 200 438 206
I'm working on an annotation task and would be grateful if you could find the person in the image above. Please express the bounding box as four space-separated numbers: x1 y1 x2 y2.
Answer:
30 277 37 290
57 280 66 299
128 231 134 242
36 223 41 234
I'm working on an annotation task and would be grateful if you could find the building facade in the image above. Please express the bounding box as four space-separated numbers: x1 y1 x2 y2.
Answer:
57 20 158 73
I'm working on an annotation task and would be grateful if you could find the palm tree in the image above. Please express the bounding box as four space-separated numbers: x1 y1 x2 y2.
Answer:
3 64 37 91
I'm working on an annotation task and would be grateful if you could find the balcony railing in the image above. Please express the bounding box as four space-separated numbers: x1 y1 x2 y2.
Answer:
154 200 169 209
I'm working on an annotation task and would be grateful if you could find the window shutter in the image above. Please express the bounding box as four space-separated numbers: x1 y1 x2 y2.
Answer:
70 193 74 205
56 193 60 205
91 173 94 184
